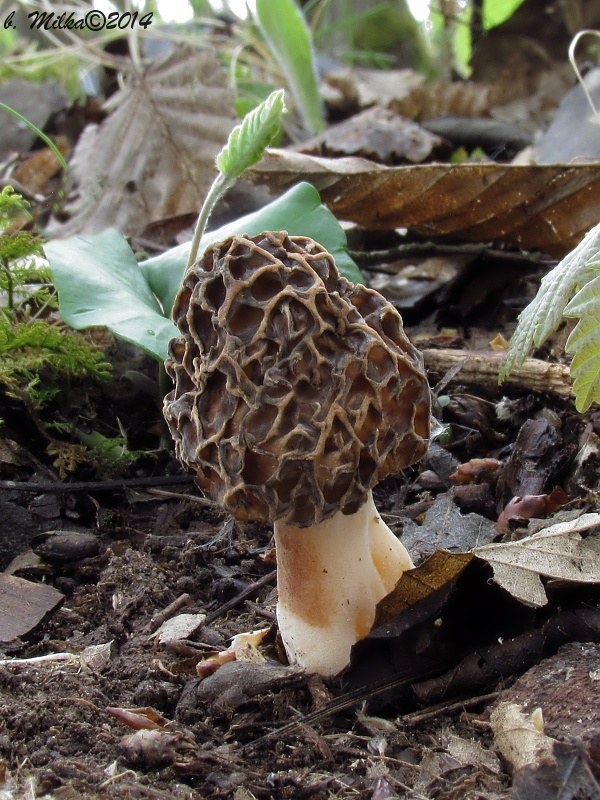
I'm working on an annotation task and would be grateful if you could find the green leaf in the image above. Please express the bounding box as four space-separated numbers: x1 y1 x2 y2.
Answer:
45 228 179 361
564 272 600 411
483 0 525 29
254 0 325 135
140 182 363 320
216 89 286 181
48 186 362 364
499 223 600 384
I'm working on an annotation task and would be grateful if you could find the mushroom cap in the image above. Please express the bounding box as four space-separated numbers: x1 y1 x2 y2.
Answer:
164 231 430 527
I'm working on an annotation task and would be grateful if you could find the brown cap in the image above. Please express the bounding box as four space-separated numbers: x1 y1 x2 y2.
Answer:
164 231 430 527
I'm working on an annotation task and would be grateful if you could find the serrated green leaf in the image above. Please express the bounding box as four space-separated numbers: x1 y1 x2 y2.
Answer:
500 222 600 383
254 0 325 135
564 272 600 411
46 228 179 361
216 89 286 181
140 182 363 321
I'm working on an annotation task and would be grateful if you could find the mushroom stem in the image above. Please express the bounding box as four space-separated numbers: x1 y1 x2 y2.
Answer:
273 490 414 676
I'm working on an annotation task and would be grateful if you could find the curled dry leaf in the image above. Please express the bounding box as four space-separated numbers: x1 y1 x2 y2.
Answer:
474 512 600 606
449 458 502 485
496 488 568 534
52 47 237 237
120 729 185 769
250 151 600 255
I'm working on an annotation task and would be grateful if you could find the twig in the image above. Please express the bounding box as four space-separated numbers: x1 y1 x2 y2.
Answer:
422 348 573 398
0 474 194 493
145 487 216 507
203 570 277 625
0 653 79 667
144 593 193 634
243 663 451 750
401 691 500 725
351 242 556 267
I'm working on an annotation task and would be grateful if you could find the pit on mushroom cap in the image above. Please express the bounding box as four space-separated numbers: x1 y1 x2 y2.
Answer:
164 231 431 675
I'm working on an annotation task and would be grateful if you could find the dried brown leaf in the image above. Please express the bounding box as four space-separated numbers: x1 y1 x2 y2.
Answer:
298 106 447 164
474 512 600 606
53 47 237 237
250 151 600 255
0 574 64 644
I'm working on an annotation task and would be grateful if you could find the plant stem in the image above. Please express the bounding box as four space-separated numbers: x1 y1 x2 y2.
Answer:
185 172 233 275
1 260 14 314
157 361 172 449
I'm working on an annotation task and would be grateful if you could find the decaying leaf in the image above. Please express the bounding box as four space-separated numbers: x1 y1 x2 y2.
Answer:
0 573 64 644
401 493 497 563
120 728 186 769
474 512 600 606
496 489 567 534
156 613 206 645
298 105 447 164
496 642 600 741
373 550 473 632
52 47 237 237
490 702 553 772
250 151 600 255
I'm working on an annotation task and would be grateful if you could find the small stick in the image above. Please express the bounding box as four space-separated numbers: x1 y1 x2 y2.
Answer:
204 570 277 625
0 474 195 493
0 653 79 667
422 348 573 398
144 593 193 634
351 242 556 267
401 691 500 725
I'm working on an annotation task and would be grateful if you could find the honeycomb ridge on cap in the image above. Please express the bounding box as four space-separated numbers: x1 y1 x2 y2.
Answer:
164 231 430 527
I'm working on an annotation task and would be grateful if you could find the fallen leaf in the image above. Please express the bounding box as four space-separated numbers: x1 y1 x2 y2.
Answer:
373 549 473 632
496 642 600 741
12 141 68 195
120 729 186 769
449 458 502 485
490 702 554 772
534 68 600 164
80 642 113 673
401 493 497 563
0 80 68 158
298 105 447 164
52 46 236 236
0 573 64 643
156 613 206 645
496 488 568 534
107 706 171 732
322 66 425 110
250 151 600 255
474 512 600 606
512 738 600 800
445 733 502 774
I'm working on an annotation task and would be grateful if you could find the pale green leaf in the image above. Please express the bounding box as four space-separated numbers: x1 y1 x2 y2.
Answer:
483 0 525 29
216 89 286 181
254 0 325 135
564 272 600 411
500 222 600 383
46 228 179 361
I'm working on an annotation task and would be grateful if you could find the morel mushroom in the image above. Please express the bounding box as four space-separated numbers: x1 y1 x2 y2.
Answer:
164 231 430 676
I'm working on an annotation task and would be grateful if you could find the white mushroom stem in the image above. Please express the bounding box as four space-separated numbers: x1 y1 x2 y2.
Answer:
273 490 414 676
